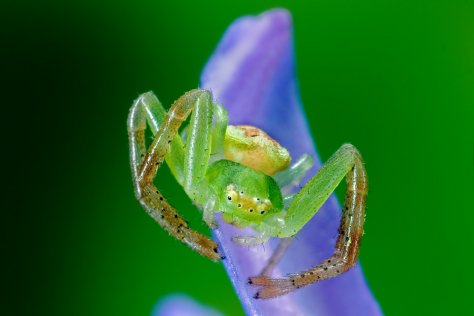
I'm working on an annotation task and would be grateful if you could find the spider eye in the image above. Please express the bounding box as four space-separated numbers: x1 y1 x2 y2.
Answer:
249 208 254 213
225 185 239 202
237 204 242 208
260 211 265 215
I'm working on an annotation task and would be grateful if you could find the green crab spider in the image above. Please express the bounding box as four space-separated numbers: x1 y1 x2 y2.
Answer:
128 89 368 299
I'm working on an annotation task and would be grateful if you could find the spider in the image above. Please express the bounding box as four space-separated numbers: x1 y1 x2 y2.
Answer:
127 89 368 299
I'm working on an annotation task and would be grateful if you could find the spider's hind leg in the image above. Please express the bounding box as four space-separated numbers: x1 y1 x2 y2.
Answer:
259 237 294 276
274 154 314 194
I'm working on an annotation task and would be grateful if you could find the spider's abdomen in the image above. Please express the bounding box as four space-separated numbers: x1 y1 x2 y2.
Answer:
224 125 291 176
206 160 283 225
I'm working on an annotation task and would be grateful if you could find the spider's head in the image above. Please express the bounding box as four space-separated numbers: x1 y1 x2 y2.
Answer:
206 160 283 226
225 184 273 216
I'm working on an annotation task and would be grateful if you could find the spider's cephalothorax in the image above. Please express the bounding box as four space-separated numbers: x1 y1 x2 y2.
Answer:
205 159 283 227
128 89 368 299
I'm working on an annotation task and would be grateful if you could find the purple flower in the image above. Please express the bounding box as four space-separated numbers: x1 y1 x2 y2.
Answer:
153 295 223 316
200 9 383 316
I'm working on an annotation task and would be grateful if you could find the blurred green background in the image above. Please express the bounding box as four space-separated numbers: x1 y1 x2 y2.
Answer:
3 0 473 315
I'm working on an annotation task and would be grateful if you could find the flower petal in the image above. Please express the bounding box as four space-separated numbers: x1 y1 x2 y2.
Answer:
201 9 382 316
153 294 223 316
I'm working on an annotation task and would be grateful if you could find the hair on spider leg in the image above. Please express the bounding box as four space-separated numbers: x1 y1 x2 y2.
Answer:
292 234 301 244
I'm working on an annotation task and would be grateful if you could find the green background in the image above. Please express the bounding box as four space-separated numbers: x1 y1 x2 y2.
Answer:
3 0 473 315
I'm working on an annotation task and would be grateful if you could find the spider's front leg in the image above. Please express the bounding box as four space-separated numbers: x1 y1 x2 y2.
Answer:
249 144 368 298
128 89 222 260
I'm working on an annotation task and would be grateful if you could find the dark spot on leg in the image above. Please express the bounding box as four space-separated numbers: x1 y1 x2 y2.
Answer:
174 214 178 218
345 236 350 241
